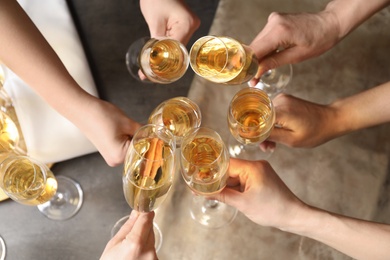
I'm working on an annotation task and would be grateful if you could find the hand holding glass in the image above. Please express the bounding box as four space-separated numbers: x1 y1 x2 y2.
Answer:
227 87 275 160
112 124 176 252
189 35 292 97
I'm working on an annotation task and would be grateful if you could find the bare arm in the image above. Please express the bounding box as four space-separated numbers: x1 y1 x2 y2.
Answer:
213 159 390 260
284 205 390 260
0 0 141 166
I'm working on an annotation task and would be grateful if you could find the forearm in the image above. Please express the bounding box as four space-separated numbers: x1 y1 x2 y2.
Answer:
0 0 94 122
324 0 390 39
281 205 390 259
331 81 390 136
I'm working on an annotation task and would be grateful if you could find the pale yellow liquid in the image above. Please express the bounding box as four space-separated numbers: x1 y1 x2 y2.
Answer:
1 157 57 205
0 112 20 154
148 98 201 139
228 90 274 144
123 138 174 212
181 136 228 195
192 37 258 84
140 39 188 82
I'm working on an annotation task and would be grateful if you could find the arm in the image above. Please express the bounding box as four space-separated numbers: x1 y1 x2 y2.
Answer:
213 158 390 260
249 0 390 83
139 0 200 45
0 0 141 166
101 211 158 260
267 81 390 148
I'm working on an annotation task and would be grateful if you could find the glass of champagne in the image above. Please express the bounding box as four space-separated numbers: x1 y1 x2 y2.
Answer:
227 87 275 160
0 82 83 220
111 124 176 252
180 127 237 228
126 37 189 84
0 154 83 220
189 35 292 97
148 96 202 147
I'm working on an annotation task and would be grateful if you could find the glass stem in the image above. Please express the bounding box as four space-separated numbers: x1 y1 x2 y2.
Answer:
205 199 219 209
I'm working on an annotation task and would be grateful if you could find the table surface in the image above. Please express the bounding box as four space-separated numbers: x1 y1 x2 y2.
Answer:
1 0 390 259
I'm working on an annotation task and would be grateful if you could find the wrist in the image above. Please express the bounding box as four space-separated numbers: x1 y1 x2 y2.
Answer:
278 204 333 239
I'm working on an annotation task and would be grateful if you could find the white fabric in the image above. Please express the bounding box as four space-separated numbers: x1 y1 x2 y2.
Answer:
3 0 98 163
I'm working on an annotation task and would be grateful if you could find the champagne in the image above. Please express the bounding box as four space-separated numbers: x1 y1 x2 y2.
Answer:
190 36 258 84
123 137 174 212
148 97 201 141
0 112 20 154
1 157 57 205
181 136 228 195
140 39 188 82
228 88 274 144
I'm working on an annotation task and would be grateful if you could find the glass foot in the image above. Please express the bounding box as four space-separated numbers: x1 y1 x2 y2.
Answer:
190 196 237 229
111 214 162 253
37 176 83 220
0 235 5 260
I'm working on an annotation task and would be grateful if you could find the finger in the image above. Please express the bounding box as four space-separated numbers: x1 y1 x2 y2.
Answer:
257 46 306 76
267 126 292 144
227 158 245 179
226 176 240 187
259 141 276 152
147 20 168 39
126 211 155 245
213 186 244 210
111 210 139 245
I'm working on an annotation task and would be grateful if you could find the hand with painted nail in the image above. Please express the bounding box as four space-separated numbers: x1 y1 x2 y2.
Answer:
100 211 158 260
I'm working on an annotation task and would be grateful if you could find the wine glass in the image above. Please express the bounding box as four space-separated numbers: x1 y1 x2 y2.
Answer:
126 37 189 84
111 124 176 252
0 85 83 220
0 154 83 220
180 127 237 228
252 62 293 99
0 234 5 260
227 87 275 160
148 96 202 147
189 35 292 97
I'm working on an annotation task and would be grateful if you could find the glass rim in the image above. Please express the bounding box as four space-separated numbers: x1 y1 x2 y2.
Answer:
130 124 176 162
180 126 225 167
189 35 230 77
229 87 275 129
0 155 48 196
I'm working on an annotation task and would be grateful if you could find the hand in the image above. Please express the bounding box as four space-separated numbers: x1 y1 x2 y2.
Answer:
249 11 339 86
140 0 200 45
267 93 338 148
100 211 158 260
77 97 142 166
212 158 306 229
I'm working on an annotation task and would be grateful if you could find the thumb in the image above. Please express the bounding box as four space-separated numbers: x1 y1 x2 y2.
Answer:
213 187 244 211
